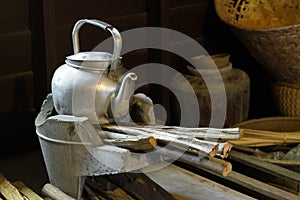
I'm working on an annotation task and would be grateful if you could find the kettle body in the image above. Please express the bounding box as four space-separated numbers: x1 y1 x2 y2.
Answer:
51 19 137 124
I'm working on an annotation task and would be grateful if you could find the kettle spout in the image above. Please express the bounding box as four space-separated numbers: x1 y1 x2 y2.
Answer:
112 72 137 120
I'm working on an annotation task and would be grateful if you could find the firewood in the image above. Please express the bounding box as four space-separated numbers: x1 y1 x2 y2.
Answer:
102 125 219 156
0 175 24 200
85 176 135 200
42 183 75 200
13 181 43 200
156 146 232 176
104 124 241 140
217 142 233 158
84 173 176 200
105 173 176 200
101 131 157 151
159 137 219 157
132 125 242 139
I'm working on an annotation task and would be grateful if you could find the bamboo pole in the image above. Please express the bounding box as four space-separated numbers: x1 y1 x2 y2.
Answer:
42 183 75 200
102 125 219 156
131 125 242 139
13 181 43 200
102 131 157 151
0 175 24 200
228 128 300 146
156 146 232 177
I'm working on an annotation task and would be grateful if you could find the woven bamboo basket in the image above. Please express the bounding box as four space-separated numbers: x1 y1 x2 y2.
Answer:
234 117 300 171
214 0 300 83
272 82 300 117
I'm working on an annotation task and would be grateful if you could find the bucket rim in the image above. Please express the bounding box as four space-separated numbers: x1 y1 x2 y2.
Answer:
36 129 94 146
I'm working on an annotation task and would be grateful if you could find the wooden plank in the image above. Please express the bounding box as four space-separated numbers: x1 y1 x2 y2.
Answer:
144 162 254 200
13 181 43 200
186 159 300 200
225 171 300 200
0 175 24 200
85 176 135 200
229 150 300 185
85 173 176 200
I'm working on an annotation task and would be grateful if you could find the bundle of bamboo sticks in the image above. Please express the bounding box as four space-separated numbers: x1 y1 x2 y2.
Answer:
101 124 240 158
98 124 242 176
228 129 300 147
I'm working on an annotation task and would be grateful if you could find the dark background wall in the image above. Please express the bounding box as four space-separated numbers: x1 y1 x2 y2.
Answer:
0 0 276 158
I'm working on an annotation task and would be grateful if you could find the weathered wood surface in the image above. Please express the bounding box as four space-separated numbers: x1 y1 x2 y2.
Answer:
180 162 300 200
144 162 254 200
85 177 135 200
13 181 43 200
229 150 300 195
130 125 242 139
229 150 300 184
0 174 24 200
225 171 300 200
84 172 176 200
101 130 157 151
156 146 232 177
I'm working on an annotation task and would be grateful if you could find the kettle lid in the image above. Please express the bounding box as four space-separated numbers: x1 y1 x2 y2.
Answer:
67 52 112 62
66 52 114 70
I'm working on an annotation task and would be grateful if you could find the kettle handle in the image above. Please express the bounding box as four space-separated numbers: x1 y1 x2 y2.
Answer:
72 19 122 74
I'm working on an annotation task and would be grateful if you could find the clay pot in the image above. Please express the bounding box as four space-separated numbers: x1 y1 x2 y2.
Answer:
171 54 250 127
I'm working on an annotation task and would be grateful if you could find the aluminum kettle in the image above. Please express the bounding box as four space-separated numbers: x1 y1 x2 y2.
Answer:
51 19 137 124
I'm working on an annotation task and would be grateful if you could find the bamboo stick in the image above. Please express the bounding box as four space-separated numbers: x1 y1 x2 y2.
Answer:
42 183 75 200
159 138 219 157
103 125 220 156
172 137 219 157
156 146 232 176
232 145 269 157
131 125 242 139
0 175 24 200
228 128 300 146
101 130 157 151
217 142 233 158
13 181 43 200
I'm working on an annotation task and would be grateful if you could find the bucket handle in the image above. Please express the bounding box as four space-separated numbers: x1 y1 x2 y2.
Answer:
72 19 122 74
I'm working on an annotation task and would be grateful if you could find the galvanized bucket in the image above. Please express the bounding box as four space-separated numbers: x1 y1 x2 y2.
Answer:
35 94 163 198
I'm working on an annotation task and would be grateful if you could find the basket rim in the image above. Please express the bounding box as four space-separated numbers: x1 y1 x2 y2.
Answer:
214 0 300 32
232 116 300 128
230 23 300 33
275 82 300 90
